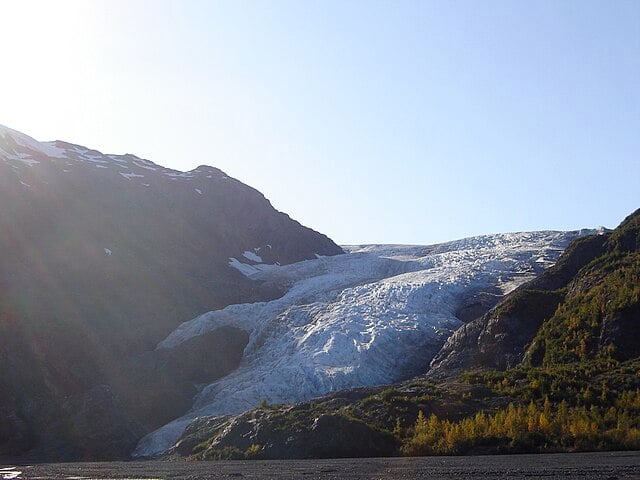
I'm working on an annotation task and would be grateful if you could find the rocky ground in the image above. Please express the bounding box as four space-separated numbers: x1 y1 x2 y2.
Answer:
4 451 639 479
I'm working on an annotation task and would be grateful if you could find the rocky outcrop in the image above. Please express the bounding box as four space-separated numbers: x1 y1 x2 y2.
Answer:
214 411 397 459
599 303 640 360
115 326 250 433
66 385 143 460
179 399 400 460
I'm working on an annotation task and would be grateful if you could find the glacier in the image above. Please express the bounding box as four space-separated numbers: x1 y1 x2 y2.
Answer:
134 230 594 457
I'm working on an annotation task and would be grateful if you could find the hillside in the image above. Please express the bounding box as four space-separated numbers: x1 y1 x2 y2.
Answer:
0 125 343 460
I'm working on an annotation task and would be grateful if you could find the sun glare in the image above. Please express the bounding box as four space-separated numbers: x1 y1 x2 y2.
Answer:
0 0 100 132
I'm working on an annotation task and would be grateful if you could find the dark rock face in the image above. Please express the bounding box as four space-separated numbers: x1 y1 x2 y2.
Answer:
599 304 640 360
454 290 503 323
0 404 32 457
305 414 398 458
474 289 566 369
117 326 250 433
66 385 143 461
151 326 249 385
0 126 343 461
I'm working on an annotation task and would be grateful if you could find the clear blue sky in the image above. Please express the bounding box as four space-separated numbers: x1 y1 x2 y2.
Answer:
1 0 638 244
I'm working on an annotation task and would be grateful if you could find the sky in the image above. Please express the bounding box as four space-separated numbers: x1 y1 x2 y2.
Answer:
1 0 638 245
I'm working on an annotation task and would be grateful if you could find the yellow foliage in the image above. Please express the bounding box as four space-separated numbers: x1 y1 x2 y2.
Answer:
402 396 640 456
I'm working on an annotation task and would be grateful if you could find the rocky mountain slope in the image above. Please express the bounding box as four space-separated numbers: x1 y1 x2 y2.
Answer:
0 125 342 460
429 208 639 376
166 209 639 460
135 230 595 457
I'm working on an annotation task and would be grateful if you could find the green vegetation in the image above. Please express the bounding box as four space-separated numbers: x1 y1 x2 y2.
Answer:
462 358 640 406
606 208 640 253
528 252 640 365
201 446 245 460
266 402 328 433
403 358 640 455
244 444 264 459
200 444 264 460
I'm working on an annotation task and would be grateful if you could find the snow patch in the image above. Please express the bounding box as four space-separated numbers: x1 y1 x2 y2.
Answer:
119 172 144 180
133 161 158 171
0 467 21 480
36 143 69 159
107 155 129 164
81 155 109 164
242 250 262 263
0 125 69 160
164 172 194 179
14 157 40 167
228 257 262 277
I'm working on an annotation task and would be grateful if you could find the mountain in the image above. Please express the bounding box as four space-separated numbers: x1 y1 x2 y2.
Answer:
134 230 595 457
3 124 633 462
166 209 639 460
0 125 343 460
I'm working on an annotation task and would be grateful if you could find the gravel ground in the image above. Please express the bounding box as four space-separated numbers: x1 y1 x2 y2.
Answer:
3 451 639 480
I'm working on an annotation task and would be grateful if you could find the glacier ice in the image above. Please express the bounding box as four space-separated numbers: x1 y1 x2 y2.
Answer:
134 230 593 457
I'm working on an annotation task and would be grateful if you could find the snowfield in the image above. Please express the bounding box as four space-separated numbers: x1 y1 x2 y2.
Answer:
134 230 594 457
